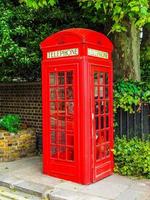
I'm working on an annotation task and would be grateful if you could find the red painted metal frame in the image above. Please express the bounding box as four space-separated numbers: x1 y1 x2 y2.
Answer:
41 28 114 184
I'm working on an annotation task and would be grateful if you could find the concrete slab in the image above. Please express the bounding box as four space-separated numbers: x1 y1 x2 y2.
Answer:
116 189 150 200
0 156 150 200
49 188 107 200
80 180 129 199
0 186 40 200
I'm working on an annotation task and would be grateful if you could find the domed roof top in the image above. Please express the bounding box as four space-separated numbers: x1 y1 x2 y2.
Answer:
40 28 113 50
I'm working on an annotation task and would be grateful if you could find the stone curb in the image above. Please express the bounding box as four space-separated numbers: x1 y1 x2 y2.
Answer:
0 174 53 198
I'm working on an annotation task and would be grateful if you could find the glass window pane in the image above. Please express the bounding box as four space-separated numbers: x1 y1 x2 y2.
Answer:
67 102 74 114
100 101 104 114
94 87 98 98
100 145 105 158
106 130 109 141
106 101 109 113
94 72 98 85
95 101 99 115
67 71 73 84
99 86 104 99
51 146 58 158
106 115 109 127
58 87 65 100
50 102 57 114
100 73 104 84
58 116 66 129
100 131 105 142
105 87 109 99
58 131 66 145
50 88 56 100
66 116 74 131
59 146 66 160
50 117 57 129
67 135 74 146
58 102 65 112
67 86 73 99
58 72 65 85
51 130 57 144
50 73 56 85
95 116 99 130
96 147 100 160
105 73 108 84
96 131 100 145
106 144 110 156
67 148 74 161
101 116 104 129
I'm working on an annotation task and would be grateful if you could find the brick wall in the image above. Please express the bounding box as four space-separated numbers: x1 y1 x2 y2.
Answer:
0 82 42 152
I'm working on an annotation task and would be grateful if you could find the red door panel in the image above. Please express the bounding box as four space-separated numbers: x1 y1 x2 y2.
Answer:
91 65 114 182
44 64 79 182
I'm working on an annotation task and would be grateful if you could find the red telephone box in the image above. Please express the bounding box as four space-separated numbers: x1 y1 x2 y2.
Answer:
40 28 114 184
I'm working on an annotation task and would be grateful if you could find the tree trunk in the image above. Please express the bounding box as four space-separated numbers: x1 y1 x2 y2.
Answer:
112 22 141 81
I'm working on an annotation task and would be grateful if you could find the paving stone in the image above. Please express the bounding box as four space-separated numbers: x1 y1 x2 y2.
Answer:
55 181 85 192
116 189 150 200
15 180 52 197
0 175 24 187
49 188 107 200
0 157 150 200
0 186 40 200
80 181 128 199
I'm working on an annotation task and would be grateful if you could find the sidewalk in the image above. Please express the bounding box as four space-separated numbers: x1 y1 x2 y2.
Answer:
0 156 149 200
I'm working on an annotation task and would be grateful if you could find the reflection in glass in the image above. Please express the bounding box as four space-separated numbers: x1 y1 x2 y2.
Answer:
105 87 108 99
67 135 74 146
58 72 65 85
101 131 105 142
95 101 99 115
99 86 104 98
94 87 98 97
101 145 105 158
59 146 66 160
94 72 98 85
50 102 57 114
106 115 109 127
58 102 65 112
100 73 104 84
50 73 56 85
96 147 100 160
50 117 57 129
106 130 109 141
67 101 74 114
67 71 73 84
58 116 66 129
101 116 104 129
67 148 74 161
67 86 73 99
51 146 57 158
50 88 56 100
106 144 110 156
100 101 104 114
105 73 108 84
95 116 99 130
51 130 56 144
58 131 66 145
58 88 65 99
96 132 100 145
106 101 109 113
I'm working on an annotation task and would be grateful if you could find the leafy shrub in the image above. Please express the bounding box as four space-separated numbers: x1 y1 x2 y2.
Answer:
114 80 150 113
0 114 21 133
114 137 150 179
